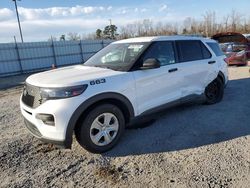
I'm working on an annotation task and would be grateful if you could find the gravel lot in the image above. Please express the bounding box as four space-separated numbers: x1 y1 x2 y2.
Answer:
0 67 250 188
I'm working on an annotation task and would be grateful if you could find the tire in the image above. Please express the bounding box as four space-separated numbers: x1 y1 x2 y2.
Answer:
75 104 125 153
204 77 224 105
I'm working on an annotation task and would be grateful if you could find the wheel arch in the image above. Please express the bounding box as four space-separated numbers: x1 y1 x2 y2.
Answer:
218 71 225 85
64 92 135 148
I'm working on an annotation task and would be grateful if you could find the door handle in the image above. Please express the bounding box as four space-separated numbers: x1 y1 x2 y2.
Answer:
208 61 216 64
168 68 178 73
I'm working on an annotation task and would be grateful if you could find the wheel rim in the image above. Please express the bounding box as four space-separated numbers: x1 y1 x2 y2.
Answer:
90 113 119 146
206 81 219 100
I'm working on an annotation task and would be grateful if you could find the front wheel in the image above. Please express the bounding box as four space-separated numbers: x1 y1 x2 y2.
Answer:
204 78 224 105
75 104 125 153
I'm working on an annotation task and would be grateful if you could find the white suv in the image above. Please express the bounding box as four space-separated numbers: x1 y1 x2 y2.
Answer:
20 36 228 153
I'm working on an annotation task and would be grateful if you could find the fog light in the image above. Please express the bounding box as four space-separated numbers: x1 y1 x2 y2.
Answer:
36 114 55 126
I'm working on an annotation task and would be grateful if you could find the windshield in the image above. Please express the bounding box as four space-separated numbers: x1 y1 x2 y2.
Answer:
83 42 149 71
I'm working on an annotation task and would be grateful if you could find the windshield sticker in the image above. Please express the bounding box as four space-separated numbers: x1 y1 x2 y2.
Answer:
128 45 144 52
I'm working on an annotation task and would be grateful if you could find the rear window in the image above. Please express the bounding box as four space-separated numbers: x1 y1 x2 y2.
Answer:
207 42 224 56
176 40 211 62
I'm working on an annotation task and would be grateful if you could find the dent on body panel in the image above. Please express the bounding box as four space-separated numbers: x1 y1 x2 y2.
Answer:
206 70 219 85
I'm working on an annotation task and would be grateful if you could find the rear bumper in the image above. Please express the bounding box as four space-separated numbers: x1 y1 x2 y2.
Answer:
227 61 247 65
227 56 247 65
24 118 68 148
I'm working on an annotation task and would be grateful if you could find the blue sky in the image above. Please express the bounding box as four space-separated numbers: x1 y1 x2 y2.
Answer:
0 0 249 43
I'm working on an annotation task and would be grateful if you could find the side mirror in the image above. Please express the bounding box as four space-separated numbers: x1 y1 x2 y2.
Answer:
141 58 160 70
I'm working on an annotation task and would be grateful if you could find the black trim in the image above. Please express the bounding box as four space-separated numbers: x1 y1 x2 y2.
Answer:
24 118 42 137
218 71 228 88
208 61 216 64
168 68 178 73
142 94 204 116
64 92 135 148
23 109 32 115
128 94 205 126
173 41 180 63
24 118 67 148
218 71 226 85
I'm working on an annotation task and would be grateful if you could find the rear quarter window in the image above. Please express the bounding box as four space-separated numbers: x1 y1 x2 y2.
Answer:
206 42 224 56
176 40 211 62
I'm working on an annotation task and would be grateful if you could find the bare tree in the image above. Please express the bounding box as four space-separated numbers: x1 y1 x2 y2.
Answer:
67 32 81 41
229 10 242 32
57 10 249 41
82 33 96 40
202 11 217 37
223 15 230 32
48 36 57 42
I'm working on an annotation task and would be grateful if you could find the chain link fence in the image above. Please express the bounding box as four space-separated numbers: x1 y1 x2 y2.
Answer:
0 39 113 77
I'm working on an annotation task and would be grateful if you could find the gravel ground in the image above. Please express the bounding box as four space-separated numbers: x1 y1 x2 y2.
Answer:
0 67 250 188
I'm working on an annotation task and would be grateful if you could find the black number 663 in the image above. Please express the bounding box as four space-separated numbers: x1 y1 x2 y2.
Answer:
90 79 106 85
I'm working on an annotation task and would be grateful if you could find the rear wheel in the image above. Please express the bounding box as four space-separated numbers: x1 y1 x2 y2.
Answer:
204 78 224 105
75 104 125 153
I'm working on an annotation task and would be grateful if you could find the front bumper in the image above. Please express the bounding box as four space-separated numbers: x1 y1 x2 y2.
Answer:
24 118 67 148
20 93 87 149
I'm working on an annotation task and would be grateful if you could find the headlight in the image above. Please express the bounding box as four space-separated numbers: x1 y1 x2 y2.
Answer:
40 85 88 100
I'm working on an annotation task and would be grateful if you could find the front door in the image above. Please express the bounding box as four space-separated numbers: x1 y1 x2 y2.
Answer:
132 41 182 115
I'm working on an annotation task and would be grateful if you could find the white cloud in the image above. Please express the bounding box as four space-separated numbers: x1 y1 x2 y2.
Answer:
2 6 108 21
121 10 127 14
107 6 113 11
141 8 147 13
0 5 181 43
159 4 168 12
0 8 14 21
134 8 147 13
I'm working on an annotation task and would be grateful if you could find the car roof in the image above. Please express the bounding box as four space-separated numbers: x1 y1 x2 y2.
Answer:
113 36 216 44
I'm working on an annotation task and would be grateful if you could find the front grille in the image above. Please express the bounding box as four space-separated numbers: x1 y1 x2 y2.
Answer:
22 83 42 108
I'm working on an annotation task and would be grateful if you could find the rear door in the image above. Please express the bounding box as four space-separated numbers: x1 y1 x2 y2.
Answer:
132 41 183 115
175 40 216 97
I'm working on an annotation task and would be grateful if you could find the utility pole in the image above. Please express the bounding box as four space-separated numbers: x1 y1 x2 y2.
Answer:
13 0 24 43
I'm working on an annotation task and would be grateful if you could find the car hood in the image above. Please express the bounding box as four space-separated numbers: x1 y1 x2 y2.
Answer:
26 65 125 88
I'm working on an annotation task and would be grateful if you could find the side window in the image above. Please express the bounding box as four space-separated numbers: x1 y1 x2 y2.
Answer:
177 40 203 62
206 42 224 56
201 43 212 59
142 41 176 66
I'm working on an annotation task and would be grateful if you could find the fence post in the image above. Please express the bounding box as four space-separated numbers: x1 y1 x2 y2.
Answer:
51 37 57 67
14 36 23 74
101 40 105 48
79 40 84 63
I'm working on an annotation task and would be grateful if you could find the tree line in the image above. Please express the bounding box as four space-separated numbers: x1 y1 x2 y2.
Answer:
49 10 250 41
118 10 250 39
